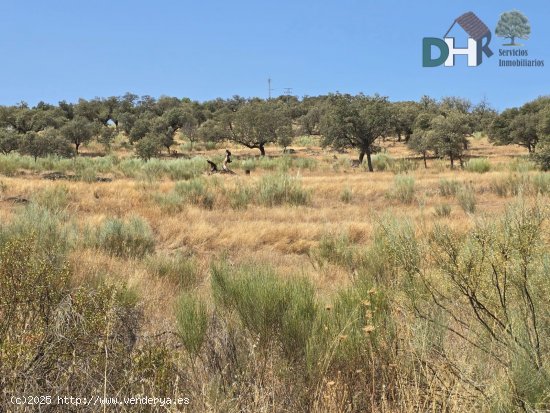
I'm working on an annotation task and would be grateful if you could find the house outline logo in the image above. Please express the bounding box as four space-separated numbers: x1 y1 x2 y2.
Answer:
423 11 494 67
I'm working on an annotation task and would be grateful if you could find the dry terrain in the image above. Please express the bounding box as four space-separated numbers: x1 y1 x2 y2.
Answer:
1 136 549 412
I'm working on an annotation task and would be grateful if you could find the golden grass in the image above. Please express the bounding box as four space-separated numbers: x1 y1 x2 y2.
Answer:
0 137 539 319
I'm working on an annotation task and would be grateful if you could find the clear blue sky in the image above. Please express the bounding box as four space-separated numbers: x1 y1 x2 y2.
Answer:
0 0 548 110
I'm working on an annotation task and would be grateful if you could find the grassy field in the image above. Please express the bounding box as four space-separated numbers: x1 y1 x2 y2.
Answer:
1 136 549 412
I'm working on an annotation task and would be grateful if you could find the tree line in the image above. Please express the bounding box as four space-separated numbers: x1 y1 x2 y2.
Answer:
0 93 549 170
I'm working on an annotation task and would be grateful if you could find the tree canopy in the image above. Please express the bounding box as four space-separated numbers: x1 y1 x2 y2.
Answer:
428 111 472 168
488 97 550 153
320 94 392 171
202 99 292 156
0 92 548 170
495 10 531 46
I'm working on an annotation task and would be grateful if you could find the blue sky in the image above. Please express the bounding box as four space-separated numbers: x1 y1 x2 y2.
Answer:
0 0 548 110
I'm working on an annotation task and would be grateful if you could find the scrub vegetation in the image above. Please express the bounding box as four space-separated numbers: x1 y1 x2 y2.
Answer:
1 93 550 412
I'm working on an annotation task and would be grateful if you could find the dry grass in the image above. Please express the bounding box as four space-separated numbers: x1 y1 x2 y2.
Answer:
3 136 548 412
0 137 534 300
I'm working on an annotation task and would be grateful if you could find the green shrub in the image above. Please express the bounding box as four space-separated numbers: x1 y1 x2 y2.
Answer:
364 152 418 174
38 155 65 172
490 174 530 197
0 232 70 331
0 209 161 409
0 232 71 379
372 216 420 279
205 253 397 410
201 192 215 210
390 158 418 174
294 157 318 171
175 177 215 209
176 293 209 357
1 272 141 407
165 157 206 180
141 159 166 181
293 135 320 147
32 185 71 212
371 153 392 171
0 227 140 394
490 176 512 197
238 156 277 171
340 187 353 203
118 158 143 178
434 203 452 217
0 153 122 177
153 192 186 213
311 233 356 270
238 156 312 173
212 261 287 346
0 154 20 176
204 141 217 150
532 173 550 195
145 253 199 289
227 185 255 210
279 278 318 360
433 159 448 173
276 155 292 172
532 142 550 171
424 201 550 410
389 175 415 204
257 174 310 207
96 216 155 258
438 178 461 197
457 184 476 213
0 204 75 253
174 177 206 202
330 156 350 172
465 158 491 173
306 281 394 390
154 177 216 211
240 158 257 172
76 167 98 183
507 157 536 173
211 261 318 356
180 141 195 152
73 158 101 182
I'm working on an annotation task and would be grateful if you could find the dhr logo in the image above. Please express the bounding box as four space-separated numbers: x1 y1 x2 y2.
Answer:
423 11 494 67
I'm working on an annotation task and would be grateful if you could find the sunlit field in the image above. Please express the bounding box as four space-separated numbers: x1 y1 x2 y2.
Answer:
2 133 549 412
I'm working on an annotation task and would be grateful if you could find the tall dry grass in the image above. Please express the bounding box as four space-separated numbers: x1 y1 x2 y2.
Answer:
1 137 549 412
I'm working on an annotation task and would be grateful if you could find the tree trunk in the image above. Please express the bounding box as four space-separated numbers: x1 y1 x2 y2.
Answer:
397 132 402 142
450 154 454 169
366 148 374 172
423 152 427 169
75 143 80 154
358 150 365 164
259 144 266 156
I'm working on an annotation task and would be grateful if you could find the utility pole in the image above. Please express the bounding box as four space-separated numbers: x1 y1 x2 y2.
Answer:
283 87 293 103
268 77 274 99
